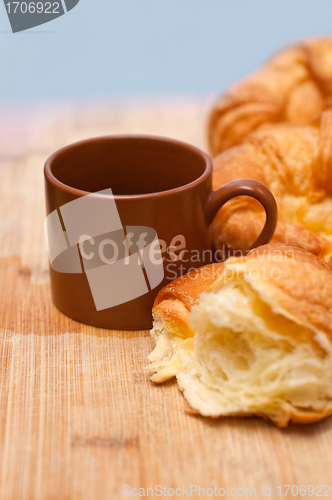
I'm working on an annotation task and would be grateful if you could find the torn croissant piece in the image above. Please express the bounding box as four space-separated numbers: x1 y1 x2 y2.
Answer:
149 263 224 383
148 244 332 427
211 115 332 260
208 37 332 156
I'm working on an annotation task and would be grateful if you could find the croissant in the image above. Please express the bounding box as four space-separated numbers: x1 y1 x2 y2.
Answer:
209 37 332 156
210 111 332 261
148 244 332 427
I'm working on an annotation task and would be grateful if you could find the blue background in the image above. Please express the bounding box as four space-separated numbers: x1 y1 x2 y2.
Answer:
1 0 332 100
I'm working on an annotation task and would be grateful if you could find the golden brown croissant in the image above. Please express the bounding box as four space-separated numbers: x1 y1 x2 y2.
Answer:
148 244 332 427
209 37 332 156
211 112 332 260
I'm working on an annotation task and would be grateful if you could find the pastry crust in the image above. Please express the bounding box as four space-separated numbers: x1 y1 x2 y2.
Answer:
208 37 332 156
208 38 332 259
148 244 332 427
210 118 332 260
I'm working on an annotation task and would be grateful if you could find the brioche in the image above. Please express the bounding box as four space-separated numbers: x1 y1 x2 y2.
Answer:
209 37 332 156
148 244 332 427
210 114 332 260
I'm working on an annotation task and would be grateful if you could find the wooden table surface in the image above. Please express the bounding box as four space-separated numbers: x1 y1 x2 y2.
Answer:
0 99 331 500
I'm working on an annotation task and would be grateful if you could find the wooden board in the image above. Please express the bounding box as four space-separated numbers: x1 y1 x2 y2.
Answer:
0 99 331 500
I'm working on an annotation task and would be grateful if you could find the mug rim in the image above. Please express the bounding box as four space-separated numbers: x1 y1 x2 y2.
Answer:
44 134 213 200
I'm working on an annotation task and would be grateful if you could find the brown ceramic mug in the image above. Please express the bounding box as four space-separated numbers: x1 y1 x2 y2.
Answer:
44 135 277 330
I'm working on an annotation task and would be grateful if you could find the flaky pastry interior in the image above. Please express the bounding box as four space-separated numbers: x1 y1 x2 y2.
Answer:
148 244 332 427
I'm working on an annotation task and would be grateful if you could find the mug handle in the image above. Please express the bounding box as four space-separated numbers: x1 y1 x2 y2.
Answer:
205 179 278 251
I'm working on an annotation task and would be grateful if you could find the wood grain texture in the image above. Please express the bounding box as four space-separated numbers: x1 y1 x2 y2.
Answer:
0 99 331 500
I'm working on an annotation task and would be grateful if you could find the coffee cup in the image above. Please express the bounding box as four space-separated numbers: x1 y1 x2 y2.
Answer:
44 135 277 330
